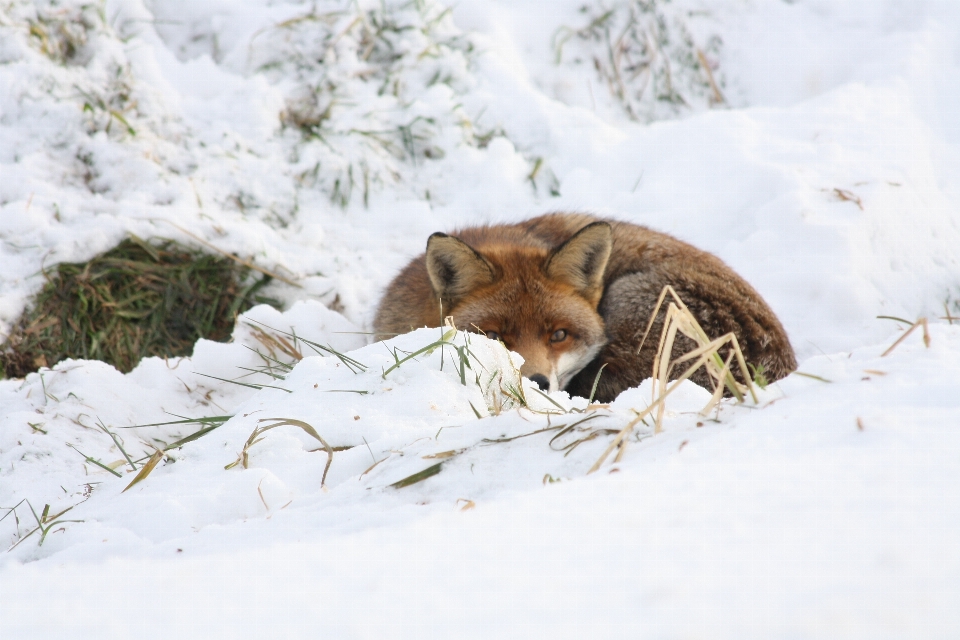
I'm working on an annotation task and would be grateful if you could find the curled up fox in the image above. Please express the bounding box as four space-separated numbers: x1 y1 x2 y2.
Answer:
374 213 796 403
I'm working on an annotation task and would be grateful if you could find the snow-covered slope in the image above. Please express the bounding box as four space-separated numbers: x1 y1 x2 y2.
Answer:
1 0 959 637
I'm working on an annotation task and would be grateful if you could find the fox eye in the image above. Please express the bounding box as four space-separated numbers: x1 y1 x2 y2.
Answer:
485 330 501 341
550 329 568 343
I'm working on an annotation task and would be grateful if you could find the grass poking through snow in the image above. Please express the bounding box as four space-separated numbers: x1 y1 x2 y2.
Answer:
0 236 278 378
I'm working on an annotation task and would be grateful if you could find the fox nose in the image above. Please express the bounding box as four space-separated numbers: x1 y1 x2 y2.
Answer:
529 374 549 391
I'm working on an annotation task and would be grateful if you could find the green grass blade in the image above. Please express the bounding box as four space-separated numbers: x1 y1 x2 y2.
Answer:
162 423 227 450
66 443 123 477
196 372 292 393
120 415 234 429
588 363 608 404
390 462 443 488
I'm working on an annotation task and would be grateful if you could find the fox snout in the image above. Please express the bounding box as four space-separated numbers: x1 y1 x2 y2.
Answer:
516 341 604 394
528 373 550 391
519 356 559 392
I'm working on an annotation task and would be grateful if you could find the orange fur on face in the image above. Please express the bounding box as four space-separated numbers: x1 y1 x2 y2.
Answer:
448 248 607 391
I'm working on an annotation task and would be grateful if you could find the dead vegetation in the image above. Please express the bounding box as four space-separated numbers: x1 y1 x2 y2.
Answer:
23 1 102 66
589 285 759 472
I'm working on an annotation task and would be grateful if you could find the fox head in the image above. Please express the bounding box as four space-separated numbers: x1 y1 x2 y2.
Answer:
425 221 612 393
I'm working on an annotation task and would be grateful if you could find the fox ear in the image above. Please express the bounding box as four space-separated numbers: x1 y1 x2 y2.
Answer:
545 221 612 305
426 233 496 308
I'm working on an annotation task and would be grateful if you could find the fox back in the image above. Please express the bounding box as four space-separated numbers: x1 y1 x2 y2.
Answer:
374 213 796 402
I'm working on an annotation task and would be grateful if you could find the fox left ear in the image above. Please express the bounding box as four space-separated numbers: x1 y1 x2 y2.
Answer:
425 232 496 310
545 221 612 305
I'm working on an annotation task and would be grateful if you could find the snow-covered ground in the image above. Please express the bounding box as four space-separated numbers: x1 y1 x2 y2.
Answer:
1 0 959 637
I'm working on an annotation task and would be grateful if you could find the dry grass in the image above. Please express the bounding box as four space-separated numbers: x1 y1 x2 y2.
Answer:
122 448 164 493
25 2 101 65
881 317 930 357
226 418 335 487
589 285 758 473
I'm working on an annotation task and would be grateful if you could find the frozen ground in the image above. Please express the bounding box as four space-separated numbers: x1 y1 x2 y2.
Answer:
1 0 959 637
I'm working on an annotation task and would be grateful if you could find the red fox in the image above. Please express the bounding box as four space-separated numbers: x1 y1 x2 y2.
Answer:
374 213 796 403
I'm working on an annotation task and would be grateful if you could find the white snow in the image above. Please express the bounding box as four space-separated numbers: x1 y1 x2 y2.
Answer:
1 0 959 637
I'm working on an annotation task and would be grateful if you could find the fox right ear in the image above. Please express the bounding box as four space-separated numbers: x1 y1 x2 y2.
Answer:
425 233 496 308
545 221 612 306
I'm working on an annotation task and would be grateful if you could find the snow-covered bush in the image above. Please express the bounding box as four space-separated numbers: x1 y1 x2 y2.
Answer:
554 0 725 122
249 0 480 207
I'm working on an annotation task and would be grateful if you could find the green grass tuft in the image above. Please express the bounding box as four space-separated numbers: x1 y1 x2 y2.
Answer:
0 236 278 378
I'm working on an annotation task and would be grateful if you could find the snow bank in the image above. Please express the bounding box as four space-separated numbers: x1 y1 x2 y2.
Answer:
2 317 958 638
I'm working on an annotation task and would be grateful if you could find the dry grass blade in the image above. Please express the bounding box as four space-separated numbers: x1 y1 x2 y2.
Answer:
482 425 563 444
590 285 759 473
646 285 757 406
227 418 335 487
696 49 725 104
122 448 164 493
422 449 463 460
0 499 25 527
833 188 864 210
942 301 957 325
654 329 746 425
245 318 367 373
547 413 605 449
703 349 737 412
881 317 930 357
792 371 832 383
248 325 303 361
553 425 621 458
877 314 914 325
588 411 645 474
238 344 298 380
382 328 457 378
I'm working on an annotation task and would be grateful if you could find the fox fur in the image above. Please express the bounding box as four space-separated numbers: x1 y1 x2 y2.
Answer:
374 213 796 403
